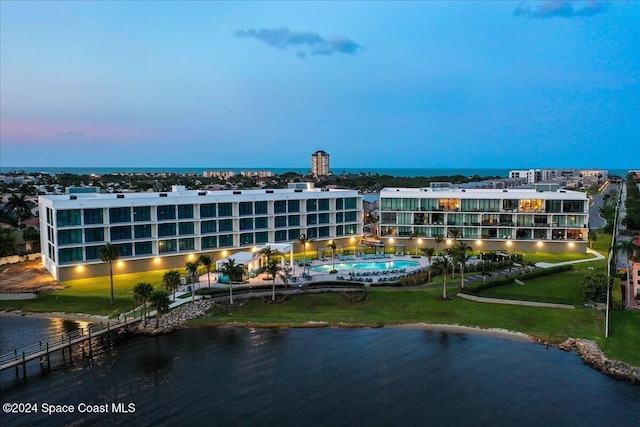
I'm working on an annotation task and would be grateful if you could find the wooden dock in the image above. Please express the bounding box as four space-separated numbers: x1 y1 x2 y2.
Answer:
0 314 142 380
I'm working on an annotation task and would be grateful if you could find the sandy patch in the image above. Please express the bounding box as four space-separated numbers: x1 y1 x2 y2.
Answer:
0 259 62 293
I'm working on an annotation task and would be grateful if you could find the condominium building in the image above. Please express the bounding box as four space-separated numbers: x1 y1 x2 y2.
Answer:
311 150 330 177
379 183 589 253
39 186 362 281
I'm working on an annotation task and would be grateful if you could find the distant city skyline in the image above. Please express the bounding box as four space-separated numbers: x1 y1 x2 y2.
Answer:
1 1 638 169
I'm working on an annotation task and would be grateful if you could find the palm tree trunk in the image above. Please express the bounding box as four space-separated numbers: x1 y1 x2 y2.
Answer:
229 283 233 305
460 263 465 289
109 262 114 305
443 274 447 299
272 279 276 301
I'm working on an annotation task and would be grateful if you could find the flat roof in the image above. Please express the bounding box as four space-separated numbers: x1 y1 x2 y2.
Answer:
380 187 587 200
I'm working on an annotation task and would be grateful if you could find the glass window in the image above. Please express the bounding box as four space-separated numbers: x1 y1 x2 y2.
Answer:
519 199 544 213
318 199 329 211
318 226 330 237
134 224 152 238
438 199 460 211
115 243 132 257
240 218 253 230
57 209 82 227
502 199 519 212
158 223 176 237
381 212 397 223
202 236 218 249
179 222 194 235
159 239 177 253
275 216 287 228
133 206 151 222
202 236 217 249
288 229 300 240
239 202 253 216
288 215 300 226
255 231 269 244
307 227 318 238
178 205 194 219
218 219 233 232
563 200 585 213
157 205 176 220
179 238 195 251
201 220 217 234
344 224 357 234
345 198 357 209
275 230 287 242
59 247 83 263
218 234 234 247
218 203 232 217
109 207 131 223
83 209 103 225
85 227 104 243
255 201 268 215
200 203 216 218
288 200 300 212
545 200 562 213
345 211 358 222
110 226 132 241
336 198 344 210
274 200 287 214
254 217 268 229
336 225 344 236
307 214 318 225
420 199 438 211
47 208 53 225
319 213 330 224
336 212 344 223
135 241 153 255
86 246 101 260
306 199 317 212
58 229 83 245
240 233 254 245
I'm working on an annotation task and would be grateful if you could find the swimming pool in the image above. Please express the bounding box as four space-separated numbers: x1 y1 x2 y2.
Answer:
310 260 420 273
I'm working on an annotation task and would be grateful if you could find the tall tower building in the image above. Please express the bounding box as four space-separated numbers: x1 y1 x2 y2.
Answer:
311 150 330 177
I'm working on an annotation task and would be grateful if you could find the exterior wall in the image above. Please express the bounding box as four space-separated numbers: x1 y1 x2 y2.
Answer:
311 150 330 176
379 186 589 254
40 187 362 281
631 260 640 300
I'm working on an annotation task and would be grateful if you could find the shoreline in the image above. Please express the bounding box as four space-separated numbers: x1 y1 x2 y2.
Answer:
0 310 109 322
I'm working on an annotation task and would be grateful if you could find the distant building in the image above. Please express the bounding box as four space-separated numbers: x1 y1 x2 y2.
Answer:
203 170 235 179
240 171 273 178
311 150 330 177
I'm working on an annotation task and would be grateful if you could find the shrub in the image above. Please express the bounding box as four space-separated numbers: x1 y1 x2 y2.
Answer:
464 265 574 294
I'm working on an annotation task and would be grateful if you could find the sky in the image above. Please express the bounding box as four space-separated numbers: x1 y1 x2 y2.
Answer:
1 1 638 170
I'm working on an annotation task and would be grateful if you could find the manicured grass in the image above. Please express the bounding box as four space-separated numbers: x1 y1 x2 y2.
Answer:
190 289 605 342
519 251 595 265
597 310 640 366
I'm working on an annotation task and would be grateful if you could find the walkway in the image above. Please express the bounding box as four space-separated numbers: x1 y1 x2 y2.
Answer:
534 248 605 268
457 292 575 309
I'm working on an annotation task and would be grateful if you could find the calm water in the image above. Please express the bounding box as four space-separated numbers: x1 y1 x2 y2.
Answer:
1 317 638 426
310 260 419 273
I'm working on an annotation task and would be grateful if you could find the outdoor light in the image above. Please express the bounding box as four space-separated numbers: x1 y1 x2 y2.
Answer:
222 250 228 257
476 240 482 245
446 239 452 244
389 238 394 243
188 253 195 260
154 257 161 264
537 241 543 247
76 265 84 272
117 261 124 267
506 241 512 246
569 242 575 248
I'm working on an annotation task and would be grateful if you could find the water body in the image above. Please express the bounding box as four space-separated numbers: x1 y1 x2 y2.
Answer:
1 318 637 426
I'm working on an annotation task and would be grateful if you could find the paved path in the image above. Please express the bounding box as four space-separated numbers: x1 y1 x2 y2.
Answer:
0 293 37 300
457 293 575 309
535 248 605 268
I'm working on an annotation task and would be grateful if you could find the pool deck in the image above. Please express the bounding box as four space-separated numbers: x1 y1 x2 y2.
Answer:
194 254 432 290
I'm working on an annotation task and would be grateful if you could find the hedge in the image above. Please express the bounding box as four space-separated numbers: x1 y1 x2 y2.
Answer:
463 264 574 294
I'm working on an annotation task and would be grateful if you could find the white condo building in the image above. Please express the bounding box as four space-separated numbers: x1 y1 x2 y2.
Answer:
379 183 589 253
311 150 330 177
39 186 362 281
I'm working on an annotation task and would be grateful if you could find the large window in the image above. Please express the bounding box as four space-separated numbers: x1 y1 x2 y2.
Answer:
157 205 176 220
57 209 82 227
179 238 195 251
318 226 330 237
133 206 151 222
114 243 132 257
563 200 585 213
135 241 153 255
275 216 287 228
84 209 103 225
218 234 234 247
218 219 233 232
218 203 232 217
159 239 177 253
202 236 217 249
344 224 357 234
200 203 216 218
110 226 132 241
519 199 543 213
58 229 83 245
307 214 318 225
545 200 562 213
288 200 300 212
240 218 254 230
307 227 318 238
109 207 131 224
318 199 329 211
306 199 317 212
158 223 176 237
255 231 269 244
255 217 268 229
438 198 459 211
134 224 152 238
201 220 217 234
275 230 287 242
319 213 330 224
288 215 300 226
345 197 357 209
239 202 253 216
240 233 253 245
86 246 101 260
344 211 358 222
85 228 104 243
255 201 268 215
179 222 194 235
59 247 83 263
178 205 194 219
288 229 300 240
274 201 287 214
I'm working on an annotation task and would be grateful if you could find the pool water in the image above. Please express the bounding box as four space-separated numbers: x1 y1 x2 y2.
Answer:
310 260 420 273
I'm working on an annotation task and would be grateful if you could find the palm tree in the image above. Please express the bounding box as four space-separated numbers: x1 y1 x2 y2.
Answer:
298 234 311 273
133 282 154 326
185 260 200 301
433 257 452 300
163 270 181 302
588 230 598 249
217 258 245 304
434 236 444 256
99 243 120 305
326 241 337 273
149 290 171 329
447 228 462 243
265 258 289 301
423 247 435 282
198 254 213 288
615 239 640 284
6 193 32 227
452 242 471 288
364 214 379 238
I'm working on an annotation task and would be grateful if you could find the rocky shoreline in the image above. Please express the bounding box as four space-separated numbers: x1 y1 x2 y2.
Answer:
558 338 640 385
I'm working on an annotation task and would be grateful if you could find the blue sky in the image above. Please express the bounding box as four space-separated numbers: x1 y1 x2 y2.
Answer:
1 1 638 170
